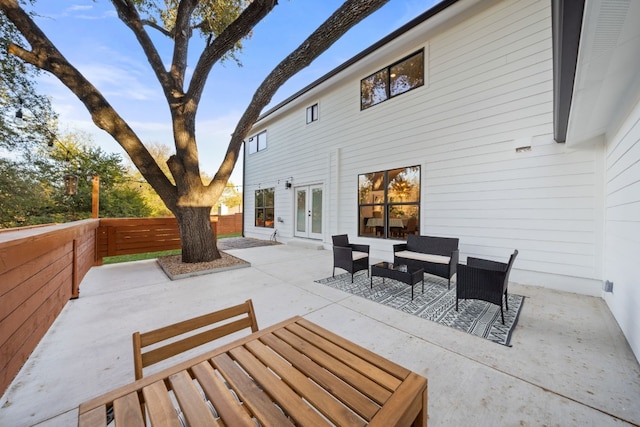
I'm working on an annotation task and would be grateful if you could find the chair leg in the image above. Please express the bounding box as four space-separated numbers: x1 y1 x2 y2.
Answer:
505 292 509 312
447 277 451 290
351 273 354 283
455 299 459 311
500 305 505 324
333 267 335 278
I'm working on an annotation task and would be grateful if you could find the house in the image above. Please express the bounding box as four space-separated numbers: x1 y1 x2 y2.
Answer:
243 0 640 363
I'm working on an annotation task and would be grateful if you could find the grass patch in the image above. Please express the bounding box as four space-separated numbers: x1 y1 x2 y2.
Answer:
102 232 244 265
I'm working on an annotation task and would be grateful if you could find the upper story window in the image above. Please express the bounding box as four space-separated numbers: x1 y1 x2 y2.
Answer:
306 103 319 124
360 49 424 110
248 130 267 154
358 166 421 239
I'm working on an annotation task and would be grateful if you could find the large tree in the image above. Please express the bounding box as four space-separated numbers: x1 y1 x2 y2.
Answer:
0 0 390 262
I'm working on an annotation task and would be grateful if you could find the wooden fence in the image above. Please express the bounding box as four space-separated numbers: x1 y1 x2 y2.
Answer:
0 214 243 396
0 220 98 396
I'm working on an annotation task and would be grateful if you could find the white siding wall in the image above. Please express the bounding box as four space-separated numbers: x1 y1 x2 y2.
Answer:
604 98 640 360
245 0 604 294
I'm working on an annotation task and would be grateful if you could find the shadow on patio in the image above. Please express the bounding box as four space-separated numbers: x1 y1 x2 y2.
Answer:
1 243 639 426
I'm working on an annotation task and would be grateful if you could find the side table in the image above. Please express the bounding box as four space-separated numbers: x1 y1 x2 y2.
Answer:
371 262 424 299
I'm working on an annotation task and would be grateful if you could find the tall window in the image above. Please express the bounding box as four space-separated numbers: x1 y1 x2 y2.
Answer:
248 130 267 154
358 166 420 239
254 188 274 228
306 103 318 123
361 49 424 110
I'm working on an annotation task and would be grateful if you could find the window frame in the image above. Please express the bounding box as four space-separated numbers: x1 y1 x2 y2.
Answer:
254 187 275 228
357 166 421 239
248 130 267 154
306 103 319 124
360 49 425 110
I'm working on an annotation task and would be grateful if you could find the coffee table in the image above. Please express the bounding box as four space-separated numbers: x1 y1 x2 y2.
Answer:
371 262 424 299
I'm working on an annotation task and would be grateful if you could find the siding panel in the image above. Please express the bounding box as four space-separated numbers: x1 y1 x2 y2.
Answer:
604 100 640 360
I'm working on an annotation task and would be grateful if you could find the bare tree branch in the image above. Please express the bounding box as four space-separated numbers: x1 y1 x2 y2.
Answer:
212 0 390 188
187 0 278 105
109 0 176 103
141 19 172 37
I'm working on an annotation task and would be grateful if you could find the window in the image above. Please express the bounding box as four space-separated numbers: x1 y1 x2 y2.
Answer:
254 188 274 228
361 49 424 110
358 166 420 239
306 103 318 123
248 130 267 154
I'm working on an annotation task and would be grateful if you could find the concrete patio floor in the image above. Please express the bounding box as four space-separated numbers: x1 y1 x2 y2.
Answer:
1 242 639 426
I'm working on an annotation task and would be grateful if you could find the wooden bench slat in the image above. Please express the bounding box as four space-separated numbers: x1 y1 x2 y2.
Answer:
78 405 107 427
296 319 409 382
113 392 145 427
141 380 182 427
246 339 366 427
259 332 380 421
169 370 219 427
273 327 392 405
213 352 295 427
191 361 257 427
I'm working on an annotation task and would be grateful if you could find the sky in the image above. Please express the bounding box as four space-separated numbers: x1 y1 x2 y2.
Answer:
28 0 439 185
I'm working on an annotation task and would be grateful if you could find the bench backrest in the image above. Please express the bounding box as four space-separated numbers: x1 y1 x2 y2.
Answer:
132 299 259 380
406 234 459 256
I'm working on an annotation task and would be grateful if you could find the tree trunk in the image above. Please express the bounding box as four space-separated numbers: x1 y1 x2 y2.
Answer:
175 206 220 263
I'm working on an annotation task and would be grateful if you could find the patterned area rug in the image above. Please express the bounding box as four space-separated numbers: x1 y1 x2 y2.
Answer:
315 272 524 346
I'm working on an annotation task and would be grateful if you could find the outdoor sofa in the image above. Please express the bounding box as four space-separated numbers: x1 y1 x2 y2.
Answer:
393 234 459 288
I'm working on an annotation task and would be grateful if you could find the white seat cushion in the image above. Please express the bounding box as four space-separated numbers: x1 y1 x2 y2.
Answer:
352 251 368 261
395 250 450 264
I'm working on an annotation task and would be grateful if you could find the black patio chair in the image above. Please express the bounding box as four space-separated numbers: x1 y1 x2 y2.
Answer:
332 234 370 283
456 250 518 324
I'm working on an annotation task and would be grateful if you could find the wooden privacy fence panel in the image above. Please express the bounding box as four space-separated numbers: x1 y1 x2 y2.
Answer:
213 213 243 235
0 219 98 396
95 217 218 263
0 214 239 396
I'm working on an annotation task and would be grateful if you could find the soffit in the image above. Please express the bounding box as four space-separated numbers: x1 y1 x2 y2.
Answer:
566 0 640 145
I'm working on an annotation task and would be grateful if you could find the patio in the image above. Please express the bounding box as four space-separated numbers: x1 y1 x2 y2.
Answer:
1 242 639 426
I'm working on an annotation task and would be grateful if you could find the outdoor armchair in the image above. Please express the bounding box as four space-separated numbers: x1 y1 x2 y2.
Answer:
456 250 518 324
332 234 370 283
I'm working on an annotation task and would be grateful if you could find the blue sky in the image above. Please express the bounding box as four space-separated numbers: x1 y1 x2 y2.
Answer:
31 1 438 184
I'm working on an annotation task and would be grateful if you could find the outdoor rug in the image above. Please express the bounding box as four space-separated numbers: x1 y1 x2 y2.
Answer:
315 272 524 346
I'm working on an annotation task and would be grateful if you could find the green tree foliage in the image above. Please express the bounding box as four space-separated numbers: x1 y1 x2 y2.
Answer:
220 182 242 212
125 142 174 217
0 130 151 227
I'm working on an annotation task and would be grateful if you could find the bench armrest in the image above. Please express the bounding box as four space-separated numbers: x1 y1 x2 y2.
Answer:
467 256 507 272
350 243 370 254
393 243 407 253
449 249 459 275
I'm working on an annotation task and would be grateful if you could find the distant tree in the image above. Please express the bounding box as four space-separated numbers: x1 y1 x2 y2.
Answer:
126 143 174 217
34 131 151 220
220 182 242 213
1 0 390 262
0 158 52 227
0 130 151 227
0 8 56 154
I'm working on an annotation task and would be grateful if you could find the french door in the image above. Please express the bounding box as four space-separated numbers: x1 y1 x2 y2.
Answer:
294 185 323 239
